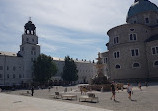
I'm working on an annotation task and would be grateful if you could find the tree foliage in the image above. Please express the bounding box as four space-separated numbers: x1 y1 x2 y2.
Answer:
33 54 57 84
62 56 78 83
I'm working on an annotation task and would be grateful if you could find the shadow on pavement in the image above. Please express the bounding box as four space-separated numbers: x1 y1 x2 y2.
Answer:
131 99 137 102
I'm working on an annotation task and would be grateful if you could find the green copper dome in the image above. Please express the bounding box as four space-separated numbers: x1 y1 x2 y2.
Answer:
127 0 158 20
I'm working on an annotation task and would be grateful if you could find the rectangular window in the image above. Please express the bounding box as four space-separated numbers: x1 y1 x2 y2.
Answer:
133 34 137 40
131 50 135 56
129 34 137 41
7 66 9 70
152 48 156 54
0 74 2 78
135 49 139 56
114 51 120 58
13 74 15 78
19 74 21 78
145 18 149 23
156 47 158 54
7 74 9 78
113 37 119 44
104 58 108 63
131 49 139 57
130 34 133 40
152 46 158 55
0 66 3 70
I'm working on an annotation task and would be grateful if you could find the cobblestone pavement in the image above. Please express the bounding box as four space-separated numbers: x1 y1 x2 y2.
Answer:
3 84 158 111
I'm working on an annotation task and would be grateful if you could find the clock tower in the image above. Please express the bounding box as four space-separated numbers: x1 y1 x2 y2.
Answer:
19 19 40 83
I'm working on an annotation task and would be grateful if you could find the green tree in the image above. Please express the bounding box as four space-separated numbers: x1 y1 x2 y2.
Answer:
62 56 78 84
33 54 57 84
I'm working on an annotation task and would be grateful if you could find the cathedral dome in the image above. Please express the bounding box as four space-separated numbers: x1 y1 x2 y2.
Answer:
126 0 158 21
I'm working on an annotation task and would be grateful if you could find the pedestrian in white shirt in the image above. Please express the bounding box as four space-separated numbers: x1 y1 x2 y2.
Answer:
127 83 133 100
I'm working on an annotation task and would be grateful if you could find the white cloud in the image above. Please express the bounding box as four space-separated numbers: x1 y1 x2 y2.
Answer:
2 0 135 33
40 33 102 45
1 0 158 60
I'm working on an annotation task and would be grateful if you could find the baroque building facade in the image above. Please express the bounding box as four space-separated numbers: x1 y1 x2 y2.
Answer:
101 0 158 81
0 20 40 86
52 58 97 84
0 20 96 86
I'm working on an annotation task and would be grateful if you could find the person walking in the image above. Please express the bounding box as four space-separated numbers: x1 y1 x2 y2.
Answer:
127 83 133 100
110 81 116 101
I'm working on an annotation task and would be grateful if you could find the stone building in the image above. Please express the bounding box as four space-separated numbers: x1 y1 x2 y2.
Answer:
0 20 40 86
101 0 158 81
52 57 97 84
0 20 96 86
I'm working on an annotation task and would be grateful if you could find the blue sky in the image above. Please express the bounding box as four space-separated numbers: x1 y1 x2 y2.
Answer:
0 0 157 61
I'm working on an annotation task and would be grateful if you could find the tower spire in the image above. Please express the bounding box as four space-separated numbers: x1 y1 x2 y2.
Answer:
29 17 31 21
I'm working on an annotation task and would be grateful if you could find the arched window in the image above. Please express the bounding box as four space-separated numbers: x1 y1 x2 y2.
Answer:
115 65 121 69
133 63 140 68
154 61 158 66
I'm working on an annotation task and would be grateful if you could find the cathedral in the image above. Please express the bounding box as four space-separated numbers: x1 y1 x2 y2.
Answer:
101 0 158 81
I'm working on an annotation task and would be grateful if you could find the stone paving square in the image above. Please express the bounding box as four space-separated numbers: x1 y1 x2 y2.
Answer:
2 84 158 111
0 93 112 111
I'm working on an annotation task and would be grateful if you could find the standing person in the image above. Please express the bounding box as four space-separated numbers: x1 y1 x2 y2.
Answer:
138 82 142 91
110 81 116 101
48 86 51 92
31 86 34 96
127 83 133 100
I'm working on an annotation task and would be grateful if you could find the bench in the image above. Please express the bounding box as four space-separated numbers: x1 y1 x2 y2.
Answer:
61 94 77 100
79 93 99 103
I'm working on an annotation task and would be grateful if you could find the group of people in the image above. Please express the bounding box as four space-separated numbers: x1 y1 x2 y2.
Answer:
110 81 146 101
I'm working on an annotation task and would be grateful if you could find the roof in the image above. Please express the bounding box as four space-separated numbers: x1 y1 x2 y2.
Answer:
52 57 95 63
107 23 150 35
0 51 18 57
145 34 158 42
127 0 158 20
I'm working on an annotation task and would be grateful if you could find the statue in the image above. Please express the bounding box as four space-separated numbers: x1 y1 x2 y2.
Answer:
91 52 110 85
